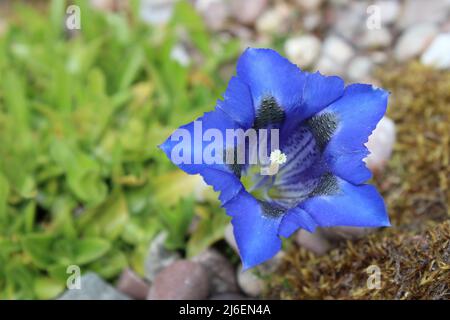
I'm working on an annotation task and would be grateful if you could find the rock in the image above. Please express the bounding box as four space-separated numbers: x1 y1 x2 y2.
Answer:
140 0 175 26
295 0 323 11
302 12 322 31
210 293 249 300
170 44 191 67
196 0 230 31
144 232 180 282
58 273 131 300
315 54 344 76
364 116 396 173
397 0 450 30
224 222 238 253
394 23 438 62
358 28 392 49
347 56 374 82
236 252 285 297
284 35 321 68
255 4 290 35
192 248 239 295
375 0 400 25
295 229 331 255
236 265 262 297
147 260 210 300
321 36 354 66
230 0 268 25
116 268 150 300
331 2 366 41
421 33 450 70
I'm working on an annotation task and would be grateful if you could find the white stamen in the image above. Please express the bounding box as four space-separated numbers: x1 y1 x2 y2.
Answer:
270 149 287 165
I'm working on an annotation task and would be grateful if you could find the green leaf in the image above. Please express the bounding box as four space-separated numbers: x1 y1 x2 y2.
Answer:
34 277 65 300
77 190 129 240
72 238 111 265
187 206 231 257
0 173 9 222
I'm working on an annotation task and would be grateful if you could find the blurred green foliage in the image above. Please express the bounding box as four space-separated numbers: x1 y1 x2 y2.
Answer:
0 0 239 299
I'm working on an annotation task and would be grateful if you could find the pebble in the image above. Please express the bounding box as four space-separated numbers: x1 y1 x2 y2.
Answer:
375 0 400 25
230 0 268 25
421 33 450 70
196 0 229 31
321 35 354 66
224 222 239 253
210 293 249 300
58 273 131 300
255 4 290 35
192 248 239 295
295 229 331 255
140 0 175 26
116 268 150 300
236 252 285 297
364 116 396 173
285 35 321 68
347 56 374 82
236 265 263 297
147 260 210 300
358 28 392 49
144 232 181 282
295 0 324 11
394 23 438 62
397 0 450 30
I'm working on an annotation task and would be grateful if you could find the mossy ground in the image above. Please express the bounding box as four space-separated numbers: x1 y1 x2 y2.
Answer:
265 62 450 300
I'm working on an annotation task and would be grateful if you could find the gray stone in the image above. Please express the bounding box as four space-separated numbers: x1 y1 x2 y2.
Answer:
140 0 175 26
144 232 180 282
358 28 392 49
364 116 396 173
397 0 450 30
236 265 263 297
192 248 239 294
255 4 291 35
321 36 354 66
236 252 285 297
421 33 450 70
295 0 323 11
285 34 321 68
347 56 374 82
210 293 249 300
375 0 400 25
58 273 131 300
196 0 230 31
230 0 268 25
116 268 150 300
395 23 438 62
295 229 330 255
224 222 239 253
147 260 210 300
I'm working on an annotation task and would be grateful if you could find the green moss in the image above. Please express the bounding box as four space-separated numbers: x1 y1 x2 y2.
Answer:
265 62 450 299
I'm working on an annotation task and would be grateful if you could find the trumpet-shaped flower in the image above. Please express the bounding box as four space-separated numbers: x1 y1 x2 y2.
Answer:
160 48 390 269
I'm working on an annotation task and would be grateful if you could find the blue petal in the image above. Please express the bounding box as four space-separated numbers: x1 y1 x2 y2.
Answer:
224 191 283 269
237 48 306 115
322 84 389 184
217 76 255 129
282 72 345 136
278 207 318 238
159 107 244 204
300 176 390 228
159 107 241 175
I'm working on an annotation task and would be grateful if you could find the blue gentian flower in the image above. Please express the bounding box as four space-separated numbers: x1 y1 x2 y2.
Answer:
160 48 390 269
